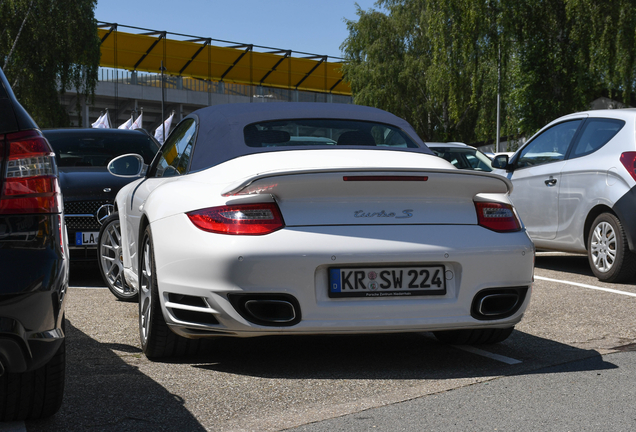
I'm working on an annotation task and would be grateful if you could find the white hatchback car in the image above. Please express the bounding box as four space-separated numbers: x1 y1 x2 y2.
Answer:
492 109 636 282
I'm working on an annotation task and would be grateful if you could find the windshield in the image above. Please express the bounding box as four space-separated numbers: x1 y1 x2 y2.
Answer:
244 119 420 148
44 130 159 168
430 147 493 172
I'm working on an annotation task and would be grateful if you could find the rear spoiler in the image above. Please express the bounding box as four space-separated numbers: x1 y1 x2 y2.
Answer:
221 168 513 197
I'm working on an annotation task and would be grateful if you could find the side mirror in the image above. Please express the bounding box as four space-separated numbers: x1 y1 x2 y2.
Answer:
108 153 147 177
491 154 511 170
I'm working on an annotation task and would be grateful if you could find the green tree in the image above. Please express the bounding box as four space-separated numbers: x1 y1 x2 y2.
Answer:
341 0 636 144
0 0 101 127
342 0 505 142
567 0 636 105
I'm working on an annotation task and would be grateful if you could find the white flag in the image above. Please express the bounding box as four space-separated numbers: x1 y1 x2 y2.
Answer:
154 112 174 144
93 111 111 128
131 112 143 130
91 113 107 128
118 116 133 130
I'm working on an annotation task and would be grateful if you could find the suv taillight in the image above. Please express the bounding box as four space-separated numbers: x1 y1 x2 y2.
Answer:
0 130 61 214
620 152 636 182
475 201 522 233
187 203 285 235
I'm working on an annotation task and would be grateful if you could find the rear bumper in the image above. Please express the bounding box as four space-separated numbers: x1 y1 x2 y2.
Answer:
149 215 535 338
0 214 68 373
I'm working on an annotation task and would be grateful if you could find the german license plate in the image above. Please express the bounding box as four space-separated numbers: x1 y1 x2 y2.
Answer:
75 232 99 246
329 265 446 298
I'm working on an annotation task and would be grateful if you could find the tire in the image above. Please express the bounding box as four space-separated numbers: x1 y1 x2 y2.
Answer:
98 213 138 301
433 327 514 345
0 332 65 421
138 226 200 359
587 213 636 283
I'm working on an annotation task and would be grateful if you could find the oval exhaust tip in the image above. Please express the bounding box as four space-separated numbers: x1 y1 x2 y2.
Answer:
478 293 519 316
244 299 296 323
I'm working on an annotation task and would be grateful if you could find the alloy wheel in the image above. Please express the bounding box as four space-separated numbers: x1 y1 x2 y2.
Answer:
139 236 153 347
99 218 137 300
590 221 616 273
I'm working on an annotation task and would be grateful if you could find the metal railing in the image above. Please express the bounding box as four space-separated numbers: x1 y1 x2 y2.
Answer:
98 67 352 104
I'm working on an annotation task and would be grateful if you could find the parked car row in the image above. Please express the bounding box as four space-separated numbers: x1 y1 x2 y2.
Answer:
4 55 635 420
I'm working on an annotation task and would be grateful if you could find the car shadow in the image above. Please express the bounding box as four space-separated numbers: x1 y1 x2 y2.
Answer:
69 261 104 287
26 321 206 432
535 253 593 276
25 321 618 431
535 253 636 286
183 330 615 380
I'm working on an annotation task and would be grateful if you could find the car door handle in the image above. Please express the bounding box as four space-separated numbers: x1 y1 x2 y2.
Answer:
545 177 557 186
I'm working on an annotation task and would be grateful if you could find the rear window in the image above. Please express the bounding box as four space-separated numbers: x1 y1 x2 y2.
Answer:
570 118 625 158
44 130 159 167
243 119 420 149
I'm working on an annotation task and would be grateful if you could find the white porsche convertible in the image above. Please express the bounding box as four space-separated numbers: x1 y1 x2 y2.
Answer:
106 103 534 359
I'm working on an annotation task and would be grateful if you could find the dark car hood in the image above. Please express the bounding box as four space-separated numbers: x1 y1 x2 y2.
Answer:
58 167 139 202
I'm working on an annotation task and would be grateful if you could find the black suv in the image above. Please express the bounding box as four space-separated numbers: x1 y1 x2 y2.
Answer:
0 67 68 419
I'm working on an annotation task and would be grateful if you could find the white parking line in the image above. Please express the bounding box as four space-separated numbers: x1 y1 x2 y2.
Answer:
535 276 636 297
453 345 522 365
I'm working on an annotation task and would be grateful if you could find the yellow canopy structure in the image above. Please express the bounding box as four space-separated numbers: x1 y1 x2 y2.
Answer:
98 23 351 96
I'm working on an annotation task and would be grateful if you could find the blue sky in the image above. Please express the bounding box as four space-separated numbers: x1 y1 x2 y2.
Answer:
95 0 380 59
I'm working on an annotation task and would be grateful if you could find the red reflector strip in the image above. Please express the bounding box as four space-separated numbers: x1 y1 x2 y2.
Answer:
343 176 428 182
3 176 57 195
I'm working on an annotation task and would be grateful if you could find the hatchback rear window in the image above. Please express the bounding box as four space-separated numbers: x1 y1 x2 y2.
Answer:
243 119 420 149
570 118 625 158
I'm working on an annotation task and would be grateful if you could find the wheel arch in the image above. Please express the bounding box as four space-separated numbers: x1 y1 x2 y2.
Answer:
583 205 615 250
138 213 151 264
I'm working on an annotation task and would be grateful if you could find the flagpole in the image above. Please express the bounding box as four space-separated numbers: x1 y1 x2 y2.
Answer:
160 61 166 142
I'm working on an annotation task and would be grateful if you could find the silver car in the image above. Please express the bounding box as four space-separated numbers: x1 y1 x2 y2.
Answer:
492 109 636 282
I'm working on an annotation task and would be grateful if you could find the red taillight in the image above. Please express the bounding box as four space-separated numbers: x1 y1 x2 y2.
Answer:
620 152 636 182
0 130 61 214
187 203 285 235
475 202 521 233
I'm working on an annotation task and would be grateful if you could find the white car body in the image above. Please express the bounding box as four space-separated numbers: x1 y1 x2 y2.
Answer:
110 103 534 357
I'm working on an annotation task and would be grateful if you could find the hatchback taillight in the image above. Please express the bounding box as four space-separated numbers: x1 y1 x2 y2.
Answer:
187 203 285 235
0 130 61 214
475 201 521 233
620 152 636 182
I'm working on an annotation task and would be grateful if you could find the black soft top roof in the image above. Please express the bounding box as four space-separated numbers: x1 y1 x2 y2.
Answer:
187 102 433 171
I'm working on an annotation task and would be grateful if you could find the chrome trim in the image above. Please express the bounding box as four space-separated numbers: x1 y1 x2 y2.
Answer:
29 328 65 341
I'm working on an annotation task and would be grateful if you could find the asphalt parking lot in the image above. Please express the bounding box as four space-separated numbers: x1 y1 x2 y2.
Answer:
6 252 636 431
